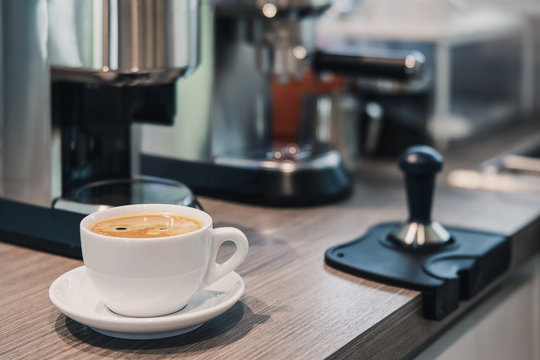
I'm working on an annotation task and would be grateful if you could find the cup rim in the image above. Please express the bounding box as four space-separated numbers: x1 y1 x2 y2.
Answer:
80 204 212 241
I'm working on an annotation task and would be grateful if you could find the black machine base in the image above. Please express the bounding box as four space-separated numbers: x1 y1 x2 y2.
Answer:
0 194 202 259
325 223 510 320
142 155 352 206
0 198 85 259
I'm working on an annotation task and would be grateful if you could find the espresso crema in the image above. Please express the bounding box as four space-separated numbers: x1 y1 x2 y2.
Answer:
89 213 203 238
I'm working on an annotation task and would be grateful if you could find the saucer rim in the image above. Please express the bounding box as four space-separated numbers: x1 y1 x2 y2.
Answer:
49 266 244 335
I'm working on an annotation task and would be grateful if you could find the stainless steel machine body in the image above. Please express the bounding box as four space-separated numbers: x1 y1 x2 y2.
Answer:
49 0 199 85
208 0 329 161
1 0 200 214
140 0 348 205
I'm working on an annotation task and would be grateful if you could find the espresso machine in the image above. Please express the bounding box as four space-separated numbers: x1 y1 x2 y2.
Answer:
141 0 425 206
0 0 200 257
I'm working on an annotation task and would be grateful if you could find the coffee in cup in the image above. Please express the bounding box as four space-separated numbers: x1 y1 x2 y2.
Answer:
88 213 203 238
80 204 249 317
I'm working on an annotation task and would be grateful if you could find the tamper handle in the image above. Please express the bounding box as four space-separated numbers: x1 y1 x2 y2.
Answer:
398 145 443 223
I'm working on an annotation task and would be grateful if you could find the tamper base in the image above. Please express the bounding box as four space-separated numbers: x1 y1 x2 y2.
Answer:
389 220 452 248
325 222 510 320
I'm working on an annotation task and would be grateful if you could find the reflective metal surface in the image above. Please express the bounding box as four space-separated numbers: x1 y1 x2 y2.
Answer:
1 0 54 207
258 16 318 82
215 0 328 82
298 94 359 170
215 150 341 172
389 221 452 248
210 15 272 159
49 0 200 86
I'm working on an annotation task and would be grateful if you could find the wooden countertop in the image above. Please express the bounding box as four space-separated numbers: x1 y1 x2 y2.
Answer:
2 125 540 359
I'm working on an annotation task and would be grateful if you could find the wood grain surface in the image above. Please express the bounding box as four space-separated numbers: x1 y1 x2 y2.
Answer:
2 124 540 360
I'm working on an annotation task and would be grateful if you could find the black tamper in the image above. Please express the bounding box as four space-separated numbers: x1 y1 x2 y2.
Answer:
389 145 452 248
325 145 510 320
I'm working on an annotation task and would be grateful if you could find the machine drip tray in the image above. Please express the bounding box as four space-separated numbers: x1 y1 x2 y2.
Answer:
141 153 352 206
325 223 510 320
54 176 201 214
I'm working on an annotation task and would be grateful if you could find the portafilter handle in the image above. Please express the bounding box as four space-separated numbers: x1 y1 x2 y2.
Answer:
312 50 425 81
389 146 452 249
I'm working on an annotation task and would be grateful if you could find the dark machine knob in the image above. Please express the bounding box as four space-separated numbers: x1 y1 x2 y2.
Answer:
390 146 452 248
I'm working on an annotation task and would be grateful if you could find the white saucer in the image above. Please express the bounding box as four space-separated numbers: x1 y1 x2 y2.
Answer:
49 266 245 340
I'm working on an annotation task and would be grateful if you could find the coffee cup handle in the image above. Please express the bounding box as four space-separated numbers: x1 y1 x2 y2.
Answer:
203 227 249 287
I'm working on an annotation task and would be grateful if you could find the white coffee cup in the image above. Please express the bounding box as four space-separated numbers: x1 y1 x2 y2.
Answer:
80 204 249 317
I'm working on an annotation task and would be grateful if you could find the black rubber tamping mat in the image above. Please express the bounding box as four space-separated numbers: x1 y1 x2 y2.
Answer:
325 222 510 320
